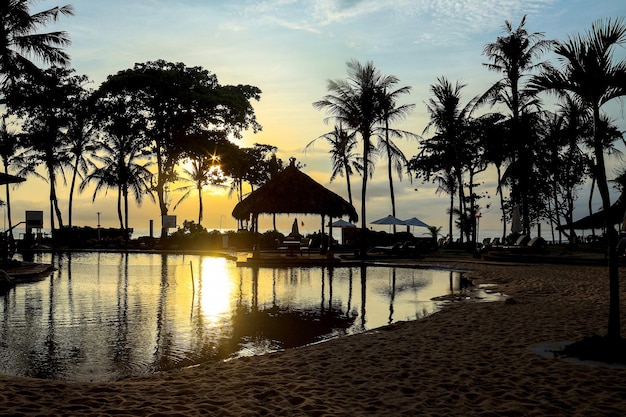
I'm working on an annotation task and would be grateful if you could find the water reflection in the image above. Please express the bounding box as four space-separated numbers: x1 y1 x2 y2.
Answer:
0 253 466 382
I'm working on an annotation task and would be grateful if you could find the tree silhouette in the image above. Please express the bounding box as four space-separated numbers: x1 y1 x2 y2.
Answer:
0 115 28 237
173 155 225 225
305 123 362 207
314 60 399 256
97 60 261 238
5 67 87 232
82 133 154 232
0 1 73 90
531 17 626 340
375 83 416 232
480 15 551 235
416 77 475 244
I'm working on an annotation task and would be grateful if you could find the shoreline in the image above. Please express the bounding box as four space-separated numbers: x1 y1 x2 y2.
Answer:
1 258 625 415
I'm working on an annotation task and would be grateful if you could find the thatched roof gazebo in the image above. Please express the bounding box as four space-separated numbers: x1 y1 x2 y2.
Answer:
0 172 25 185
232 158 357 252
559 192 626 231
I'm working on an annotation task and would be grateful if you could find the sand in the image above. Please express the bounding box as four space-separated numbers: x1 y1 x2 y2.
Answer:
1 258 625 416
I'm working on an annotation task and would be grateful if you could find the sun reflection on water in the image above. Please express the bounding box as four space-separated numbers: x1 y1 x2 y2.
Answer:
197 257 235 324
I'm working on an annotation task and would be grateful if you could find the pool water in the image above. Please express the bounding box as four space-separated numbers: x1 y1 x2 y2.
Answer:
0 252 467 382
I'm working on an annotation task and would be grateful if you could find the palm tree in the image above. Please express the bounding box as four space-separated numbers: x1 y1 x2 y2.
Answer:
478 112 508 240
422 77 474 244
305 123 362 207
0 115 27 237
173 156 225 225
82 134 153 232
531 17 626 340
0 1 73 90
6 66 86 232
65 82 96 227
480 15 551 235
376 84 416 233
314 60 396 256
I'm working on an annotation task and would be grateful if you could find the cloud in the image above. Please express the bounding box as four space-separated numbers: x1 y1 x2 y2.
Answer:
235 0 557 46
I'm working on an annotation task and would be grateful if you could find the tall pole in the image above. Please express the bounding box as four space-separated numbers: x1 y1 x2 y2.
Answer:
97 212 101 241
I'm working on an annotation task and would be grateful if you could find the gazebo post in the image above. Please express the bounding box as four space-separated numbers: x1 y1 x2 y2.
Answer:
320 215 326 255
328 217 333 253
253 213 260 257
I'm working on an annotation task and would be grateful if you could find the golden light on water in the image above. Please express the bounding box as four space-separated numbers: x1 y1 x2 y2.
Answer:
198 257 234 323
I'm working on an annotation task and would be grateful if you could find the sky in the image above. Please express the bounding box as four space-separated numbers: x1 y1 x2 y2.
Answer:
7 0 626 238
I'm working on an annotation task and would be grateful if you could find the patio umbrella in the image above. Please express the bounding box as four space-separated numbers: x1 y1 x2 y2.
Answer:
401 217 429 228
401 217 430 234
331 219 356 227
330 219 356 245
370 215 405 225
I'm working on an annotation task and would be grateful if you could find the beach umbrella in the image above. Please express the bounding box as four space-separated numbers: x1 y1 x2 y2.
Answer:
401 217 429 228
370 215 405 225
331 219 356 227
401 217 430 234
330 219 356 245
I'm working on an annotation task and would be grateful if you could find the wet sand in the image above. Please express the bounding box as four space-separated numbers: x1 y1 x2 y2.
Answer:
1 259 625 416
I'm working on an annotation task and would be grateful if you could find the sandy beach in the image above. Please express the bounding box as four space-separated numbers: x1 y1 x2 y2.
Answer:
1 258 625 416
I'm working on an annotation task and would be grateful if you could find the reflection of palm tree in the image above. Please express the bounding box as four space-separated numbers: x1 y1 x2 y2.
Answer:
173 157 225 225
305 124 362 206
531 17 626 340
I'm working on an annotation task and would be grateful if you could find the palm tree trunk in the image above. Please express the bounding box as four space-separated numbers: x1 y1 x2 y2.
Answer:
124 185 129 233
588 177 596 239
385 136 397 234
3 162 13 239
47 160 64 230
360 133 370 258
455 169 465 244
593 107 621 340
496 165 506 241
117 186 124 229
197 187 203 225
345 165 353 206
449 190 453 244
68 157 80 228
49 199 55 234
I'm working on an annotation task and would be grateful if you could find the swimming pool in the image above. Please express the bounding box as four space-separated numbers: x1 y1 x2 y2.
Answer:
0 252 468 382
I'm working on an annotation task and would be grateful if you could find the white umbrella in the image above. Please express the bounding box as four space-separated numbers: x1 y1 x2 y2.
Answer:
511 206 522 234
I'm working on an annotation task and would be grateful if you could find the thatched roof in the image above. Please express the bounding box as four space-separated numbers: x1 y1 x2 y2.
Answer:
0 172 25 185
560 192 626 230
232 158 358 222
